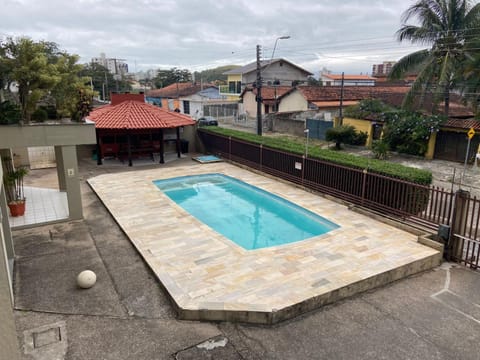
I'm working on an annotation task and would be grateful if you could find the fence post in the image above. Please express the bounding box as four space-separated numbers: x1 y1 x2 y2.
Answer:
449 189 470 261
302 155 305 186
229 136 232 161
260 144 263 170
361 168 368 205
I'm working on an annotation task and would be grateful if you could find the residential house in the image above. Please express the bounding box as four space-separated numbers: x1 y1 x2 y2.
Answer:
264 85 410 143
320 73 377 87
220 58 313 101
240 86 293 118
275 85 404 119
146 83 230 119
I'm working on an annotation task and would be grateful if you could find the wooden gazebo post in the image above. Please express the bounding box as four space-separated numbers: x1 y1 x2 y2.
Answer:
96 129 102 165
127 129 133 167
159 128 165 164
176 127 181 158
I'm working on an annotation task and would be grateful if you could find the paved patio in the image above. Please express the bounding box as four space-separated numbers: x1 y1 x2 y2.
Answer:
8 186 68 228
88 161 441 324
11 157 480 359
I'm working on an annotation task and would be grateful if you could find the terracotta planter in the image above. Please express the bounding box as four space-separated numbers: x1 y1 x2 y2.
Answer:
8 201 26 217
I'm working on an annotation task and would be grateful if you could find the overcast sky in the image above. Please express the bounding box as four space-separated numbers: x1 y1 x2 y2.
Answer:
1 0 424 75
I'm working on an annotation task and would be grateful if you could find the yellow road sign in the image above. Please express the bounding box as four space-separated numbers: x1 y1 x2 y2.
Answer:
468 128 475 139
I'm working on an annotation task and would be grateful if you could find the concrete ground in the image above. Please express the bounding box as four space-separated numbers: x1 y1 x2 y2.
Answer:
12 156 480 359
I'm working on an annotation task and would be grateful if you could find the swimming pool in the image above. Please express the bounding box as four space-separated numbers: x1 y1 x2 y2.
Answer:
154 173 339 250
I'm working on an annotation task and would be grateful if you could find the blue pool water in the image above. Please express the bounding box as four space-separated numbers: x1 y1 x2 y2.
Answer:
193 155 221 163
153 174 339 250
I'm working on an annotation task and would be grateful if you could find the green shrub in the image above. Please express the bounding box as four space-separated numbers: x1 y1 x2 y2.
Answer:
40 105 57 119
325 125 357 149
0 101 21 124
372 140 389 160
31 108 48 122
350 131 368 146
382 111 445 156
199 127 432 185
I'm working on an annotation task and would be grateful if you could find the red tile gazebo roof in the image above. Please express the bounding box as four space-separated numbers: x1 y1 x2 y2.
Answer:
88 94 195 129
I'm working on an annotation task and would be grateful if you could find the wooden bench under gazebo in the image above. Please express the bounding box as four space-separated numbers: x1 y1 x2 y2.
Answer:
87 93 196 166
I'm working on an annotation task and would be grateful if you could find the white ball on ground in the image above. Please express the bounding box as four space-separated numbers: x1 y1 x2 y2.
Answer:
77 270 97 289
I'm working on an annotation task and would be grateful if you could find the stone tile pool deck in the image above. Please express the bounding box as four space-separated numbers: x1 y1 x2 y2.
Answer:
88 162 441 324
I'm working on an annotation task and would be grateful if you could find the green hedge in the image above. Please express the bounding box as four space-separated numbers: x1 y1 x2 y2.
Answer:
199 127 432 185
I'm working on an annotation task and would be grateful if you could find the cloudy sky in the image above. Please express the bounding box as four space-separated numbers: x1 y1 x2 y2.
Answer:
1 0 424 75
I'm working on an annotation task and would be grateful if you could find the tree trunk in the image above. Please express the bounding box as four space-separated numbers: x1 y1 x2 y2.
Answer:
444 83 450 116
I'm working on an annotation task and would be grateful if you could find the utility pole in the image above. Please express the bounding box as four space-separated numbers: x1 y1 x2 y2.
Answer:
339 72 345 126
256 45 263 136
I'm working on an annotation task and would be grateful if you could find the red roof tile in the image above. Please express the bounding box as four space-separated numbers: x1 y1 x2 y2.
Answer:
443 118 480 130
88 100 195 129
322 74 376 81
245 86 293 100
312 100 359 107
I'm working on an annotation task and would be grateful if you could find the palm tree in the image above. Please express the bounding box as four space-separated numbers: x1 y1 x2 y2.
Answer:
389 0 480 115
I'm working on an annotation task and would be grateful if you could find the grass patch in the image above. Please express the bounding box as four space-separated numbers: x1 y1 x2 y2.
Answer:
200 127 432 185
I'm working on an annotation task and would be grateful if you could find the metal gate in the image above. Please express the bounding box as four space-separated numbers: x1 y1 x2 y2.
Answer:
448 192 480 270
434 131 480 162
306 119 333 140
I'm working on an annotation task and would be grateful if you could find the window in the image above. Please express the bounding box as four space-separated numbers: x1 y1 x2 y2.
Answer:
236 81 242 94
183 100 190 114
229 81 236 93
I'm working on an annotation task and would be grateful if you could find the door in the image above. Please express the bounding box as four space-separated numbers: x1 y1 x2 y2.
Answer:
28 146 56 169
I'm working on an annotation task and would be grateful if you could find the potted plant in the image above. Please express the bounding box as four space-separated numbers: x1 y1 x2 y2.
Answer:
2 157 28 217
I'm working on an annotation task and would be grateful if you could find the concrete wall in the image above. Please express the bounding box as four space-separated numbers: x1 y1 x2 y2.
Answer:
0 158 21 360
425 131 437 160
278 91 308 113
265 112 308 136
242 91 258 117
343 117 373 146
0 123 96 148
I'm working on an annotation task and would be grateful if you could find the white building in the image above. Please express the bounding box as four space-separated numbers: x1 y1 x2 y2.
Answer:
91 53 128 75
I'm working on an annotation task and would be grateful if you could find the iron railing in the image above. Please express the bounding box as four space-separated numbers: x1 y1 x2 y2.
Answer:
199 131 458 231
199 130 480 269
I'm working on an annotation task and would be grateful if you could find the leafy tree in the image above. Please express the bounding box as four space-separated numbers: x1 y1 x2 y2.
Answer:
79 62 115 100
344 98 394 119
459 34 480 113
307 76 321 86
153 67 192 88
0 36 97 122
193 65 239 84
389 0 480 115
51 53 96 119
0 37 60 122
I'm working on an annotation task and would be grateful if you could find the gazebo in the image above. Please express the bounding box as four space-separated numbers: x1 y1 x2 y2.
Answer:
88 93 196 166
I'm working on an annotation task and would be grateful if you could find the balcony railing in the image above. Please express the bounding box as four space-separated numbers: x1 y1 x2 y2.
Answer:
219 85 242 96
